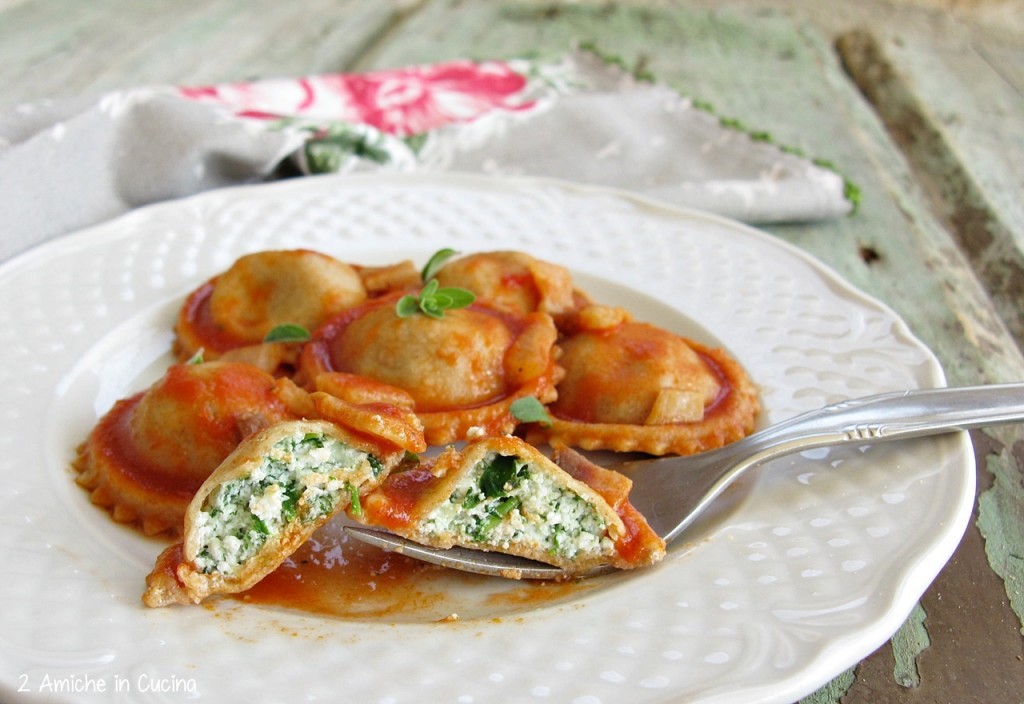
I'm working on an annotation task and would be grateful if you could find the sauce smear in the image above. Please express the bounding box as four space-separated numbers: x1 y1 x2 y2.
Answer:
235 519 594 623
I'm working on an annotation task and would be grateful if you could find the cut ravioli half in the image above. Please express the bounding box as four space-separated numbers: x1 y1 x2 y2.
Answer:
143 419 407 606
356 436 665 575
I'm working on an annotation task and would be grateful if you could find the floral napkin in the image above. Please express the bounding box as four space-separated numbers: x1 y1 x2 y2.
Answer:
0 50 853 263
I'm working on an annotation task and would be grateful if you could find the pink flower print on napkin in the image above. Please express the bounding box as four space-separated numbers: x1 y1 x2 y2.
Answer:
178 59 534 136
334 60 533 135
179 78 360 122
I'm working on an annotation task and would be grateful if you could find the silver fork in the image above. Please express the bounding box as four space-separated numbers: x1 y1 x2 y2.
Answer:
345 383 1024 580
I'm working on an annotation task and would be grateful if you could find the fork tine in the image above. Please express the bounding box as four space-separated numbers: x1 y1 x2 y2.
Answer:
343 526 589 580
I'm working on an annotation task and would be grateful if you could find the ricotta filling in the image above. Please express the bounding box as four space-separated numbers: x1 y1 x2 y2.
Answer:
193 432 378 576
423 452 613 560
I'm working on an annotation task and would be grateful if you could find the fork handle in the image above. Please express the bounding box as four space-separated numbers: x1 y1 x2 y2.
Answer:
750 383 1024 454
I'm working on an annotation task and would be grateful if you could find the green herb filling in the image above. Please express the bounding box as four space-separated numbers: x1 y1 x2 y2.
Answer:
424 452 612 559
193 432 375 576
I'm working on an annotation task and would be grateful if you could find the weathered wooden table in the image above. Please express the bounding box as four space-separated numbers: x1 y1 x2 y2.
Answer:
2 1 1021 701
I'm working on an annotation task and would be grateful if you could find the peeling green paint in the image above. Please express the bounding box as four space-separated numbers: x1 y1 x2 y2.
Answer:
800 603 930 702
978 450 1024 634
891 602 930 687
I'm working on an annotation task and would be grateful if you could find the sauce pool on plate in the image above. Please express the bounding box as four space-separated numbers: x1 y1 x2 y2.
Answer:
235 519 599 623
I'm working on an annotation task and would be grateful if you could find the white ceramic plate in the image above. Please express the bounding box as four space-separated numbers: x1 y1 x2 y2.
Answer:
0 173 973 704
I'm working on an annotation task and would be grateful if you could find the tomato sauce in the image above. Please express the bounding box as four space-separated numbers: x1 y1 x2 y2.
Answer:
91 395 200 498
177 279 248 355
234 521 593 622
360 467 438 530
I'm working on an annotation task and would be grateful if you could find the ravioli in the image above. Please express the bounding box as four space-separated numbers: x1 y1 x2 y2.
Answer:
528 306 760 455
433 250 577 316
299 293 562 445
354 435 665 574
73 361 293 537
175 249 367 360
143 419 413 606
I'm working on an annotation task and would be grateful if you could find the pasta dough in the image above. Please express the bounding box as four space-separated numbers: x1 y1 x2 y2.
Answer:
299 294 562 445
434 250 577 316
333 304 511 410
175 249 367 360
528 306 760 455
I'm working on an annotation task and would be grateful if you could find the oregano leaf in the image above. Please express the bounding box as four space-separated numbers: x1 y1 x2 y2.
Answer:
396 295 420 318
394 278 475 319
263 323 312 343
510 396 553 427
421 248 459 282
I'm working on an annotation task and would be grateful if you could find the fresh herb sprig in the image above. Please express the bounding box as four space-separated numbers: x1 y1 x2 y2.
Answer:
396 279 476 319
264 323 312 343
420 247 458 282
396 248 476 319
510 396 553 427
